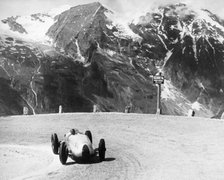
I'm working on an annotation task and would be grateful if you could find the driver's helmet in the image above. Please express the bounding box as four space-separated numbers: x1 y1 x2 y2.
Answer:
70 128 80 135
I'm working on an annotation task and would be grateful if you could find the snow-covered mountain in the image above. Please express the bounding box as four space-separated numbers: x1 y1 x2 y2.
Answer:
0 2 224 117
0 5 71 42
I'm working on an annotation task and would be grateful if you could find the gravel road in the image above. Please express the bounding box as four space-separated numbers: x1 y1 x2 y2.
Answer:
0 113 224 180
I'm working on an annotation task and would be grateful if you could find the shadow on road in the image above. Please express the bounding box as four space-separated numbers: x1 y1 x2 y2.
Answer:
65 157 116 165
104 157 116 162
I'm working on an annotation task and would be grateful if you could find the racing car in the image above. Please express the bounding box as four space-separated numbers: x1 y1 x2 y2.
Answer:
51 129 106 165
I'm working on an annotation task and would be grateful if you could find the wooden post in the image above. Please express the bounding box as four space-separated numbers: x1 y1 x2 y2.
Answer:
59 105 62 114
93 104 100 112
23 107 28 115
93 105 97 112
125 105 131 113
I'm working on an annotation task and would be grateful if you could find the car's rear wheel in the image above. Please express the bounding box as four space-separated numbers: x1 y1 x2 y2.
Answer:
99 139 106 161
85 130 92 143
51 133 59 154
59 141 68 165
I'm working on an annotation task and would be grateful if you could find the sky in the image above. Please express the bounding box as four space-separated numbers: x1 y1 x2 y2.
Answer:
0 0 224 20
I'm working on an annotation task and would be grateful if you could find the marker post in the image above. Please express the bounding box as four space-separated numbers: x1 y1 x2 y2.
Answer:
153 73 164 115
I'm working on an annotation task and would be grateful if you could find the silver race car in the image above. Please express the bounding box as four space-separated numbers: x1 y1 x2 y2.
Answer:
51 129 106 165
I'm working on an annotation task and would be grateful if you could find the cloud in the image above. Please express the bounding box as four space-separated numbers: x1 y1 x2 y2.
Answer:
101 0 224 19
0 0 224 20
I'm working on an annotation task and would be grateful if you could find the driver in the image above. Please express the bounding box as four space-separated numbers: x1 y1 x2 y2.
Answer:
64 129 80 137
70 129 78 135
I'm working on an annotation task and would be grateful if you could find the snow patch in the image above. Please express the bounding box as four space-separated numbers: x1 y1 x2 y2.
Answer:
105 49 116 56
162 80 180 101
0 16 54 43
16 15 54 42
0 5 71 43
157 9 164 33
106 24 113 30
10 47 17 51
182 47 186 54
197 9 224 33
162 50 173 69
105 11 142 42
129 58 135 68
92 5 101 18
217 36 224 44
157 35 168 50
144 44 155 48
75 39 85 63
161 80 212 116
191 101 203 111
192 36 198 62
197 81 206 90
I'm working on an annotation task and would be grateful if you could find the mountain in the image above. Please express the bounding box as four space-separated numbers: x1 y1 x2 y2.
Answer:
0 2 224 117
129 4 224 117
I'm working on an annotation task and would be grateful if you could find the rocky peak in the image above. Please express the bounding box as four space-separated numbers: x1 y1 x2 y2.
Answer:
1 16 27 34
46 2 109 61
1 2 224 117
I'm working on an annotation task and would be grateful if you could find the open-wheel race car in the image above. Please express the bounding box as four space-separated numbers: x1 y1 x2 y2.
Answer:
51 129 106 165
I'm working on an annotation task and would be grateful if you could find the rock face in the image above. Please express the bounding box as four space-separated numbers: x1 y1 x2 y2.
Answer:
1 17 27 34
0 2 224 117
130 4 224 117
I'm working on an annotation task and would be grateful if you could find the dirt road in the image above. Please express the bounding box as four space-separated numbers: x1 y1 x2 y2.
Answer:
0 113 224 179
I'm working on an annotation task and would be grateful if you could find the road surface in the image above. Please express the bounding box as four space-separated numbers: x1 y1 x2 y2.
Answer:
0 113 224 179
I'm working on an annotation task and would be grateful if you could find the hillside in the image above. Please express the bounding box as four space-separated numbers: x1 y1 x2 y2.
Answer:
0 2 224 117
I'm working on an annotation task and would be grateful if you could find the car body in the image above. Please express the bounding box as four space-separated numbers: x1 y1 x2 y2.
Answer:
64 131 95 158
51 129 106 165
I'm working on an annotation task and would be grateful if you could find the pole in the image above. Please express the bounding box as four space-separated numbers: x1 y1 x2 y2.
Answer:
156 84 161 114
59 105 62 114
153 72 164 115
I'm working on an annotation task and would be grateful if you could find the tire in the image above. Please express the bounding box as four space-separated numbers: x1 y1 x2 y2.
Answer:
59 141 68 165
85 130 92 143
98 139 106 161
51 133 59 154
82 144 90 159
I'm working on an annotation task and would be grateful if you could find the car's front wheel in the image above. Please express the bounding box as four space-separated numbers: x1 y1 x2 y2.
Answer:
98 139 106 161
59 141 68 165
51 133 59 154
85 130 92 143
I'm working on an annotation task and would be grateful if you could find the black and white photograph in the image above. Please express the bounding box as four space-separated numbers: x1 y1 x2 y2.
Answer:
0 0 224 179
